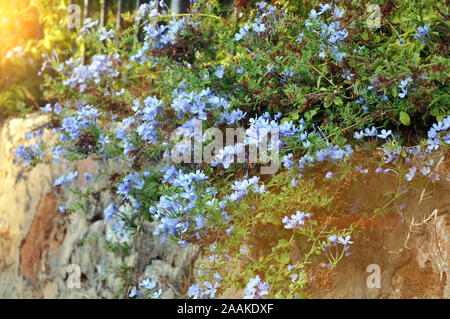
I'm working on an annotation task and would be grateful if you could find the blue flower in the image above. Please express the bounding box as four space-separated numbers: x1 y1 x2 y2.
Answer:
282 211 307 229
61 117 82 140
178 240 188 247
364 126 378 137
104 204 117 224
291 178 298 187
405 167 417 181
214 273 223 282
420 166 431 176
139 278 157 290
295 32 304 44
427 138 440 151
187 284 203 299
214 65 225 79
129 286 143 298
195 216 205 230
256 1 266 10
309 9 319 20
414 24 430 43
398 77 413 98
98 133 110 145
203 281 219 299
354 130 364 139
243 275 269 299
40 103 52 113
378 129 392 139
218 109 246 125
333 6 345 18
54 171 78 187
252 21 266 34
291 274 298 282
282 153 294 169
318 3 332 15
337 235 353 246
117 181 131 198
356 166 368 174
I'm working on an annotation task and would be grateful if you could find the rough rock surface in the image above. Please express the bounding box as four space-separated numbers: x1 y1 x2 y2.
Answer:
0 114 198 298
307 169 450 299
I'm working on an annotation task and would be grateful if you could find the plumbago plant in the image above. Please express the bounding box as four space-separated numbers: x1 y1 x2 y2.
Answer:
12 0 450 298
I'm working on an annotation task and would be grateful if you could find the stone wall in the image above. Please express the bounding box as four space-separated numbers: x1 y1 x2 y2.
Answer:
0 114 198 298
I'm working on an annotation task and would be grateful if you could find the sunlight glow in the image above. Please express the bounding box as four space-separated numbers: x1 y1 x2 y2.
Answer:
0 0 41 58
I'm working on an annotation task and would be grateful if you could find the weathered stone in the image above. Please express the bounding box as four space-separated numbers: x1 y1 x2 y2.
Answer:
0 114 199 298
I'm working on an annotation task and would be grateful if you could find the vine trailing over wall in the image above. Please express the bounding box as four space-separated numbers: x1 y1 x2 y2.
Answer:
8 0 450 298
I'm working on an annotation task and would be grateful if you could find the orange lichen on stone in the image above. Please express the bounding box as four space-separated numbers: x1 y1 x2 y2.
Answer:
20 193 66 282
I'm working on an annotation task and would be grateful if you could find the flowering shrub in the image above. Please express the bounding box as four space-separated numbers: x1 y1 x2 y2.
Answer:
10 0 450 298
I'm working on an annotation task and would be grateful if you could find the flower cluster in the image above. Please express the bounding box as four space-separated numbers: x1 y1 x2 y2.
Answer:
398 77 413 98
13 128 45 168
13 143 44 167
354 126 392 140
60 54 120 92
234 2 278 42
227 176 266 202
282 211 311 229
131 11 193 63
135 1 167 22
151 167 215 245
53 170 78 188
323 234 354 266
133 96 164 145
187 273 223 299
59 104 102 143
414 24 431 43
304 4 348 63
243 275 270 299
171 87 230 121
129 277 162 299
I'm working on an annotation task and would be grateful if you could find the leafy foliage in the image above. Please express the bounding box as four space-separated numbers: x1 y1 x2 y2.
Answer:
7 0 450 298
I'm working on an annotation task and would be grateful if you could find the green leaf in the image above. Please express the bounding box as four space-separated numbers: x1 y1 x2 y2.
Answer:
430 107 439 116
324 94 332 108
361 31 369 40
279 253 290 265
399 111 410 126
334 97 343 107
392 87 398 97
401 149 407 157
316 76 322 89
263 213 281 226
305 108 319 121
277 239 290 248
